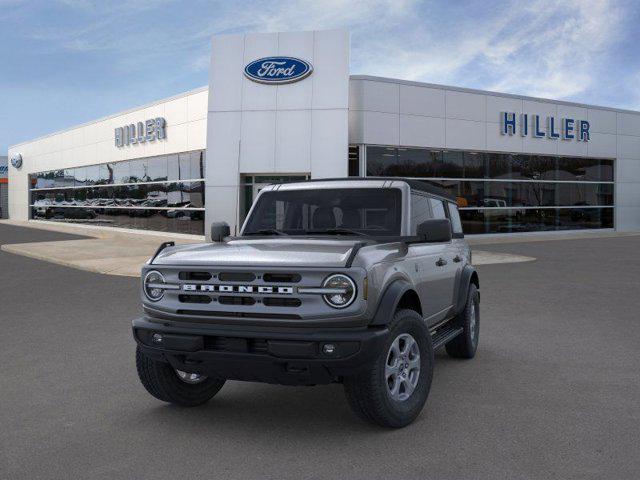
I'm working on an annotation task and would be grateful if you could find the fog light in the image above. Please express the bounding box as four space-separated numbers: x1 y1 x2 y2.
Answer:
323 343 336 354
152 333 163 344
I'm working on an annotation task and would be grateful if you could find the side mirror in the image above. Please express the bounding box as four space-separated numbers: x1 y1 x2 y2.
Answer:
417 219 452 243
210 222 230 242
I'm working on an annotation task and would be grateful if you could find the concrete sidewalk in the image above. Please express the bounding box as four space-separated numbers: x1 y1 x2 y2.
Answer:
0 220 202 277
0 219 535 276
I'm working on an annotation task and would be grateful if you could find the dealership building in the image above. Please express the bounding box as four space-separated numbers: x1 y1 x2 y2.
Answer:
7 29 640 237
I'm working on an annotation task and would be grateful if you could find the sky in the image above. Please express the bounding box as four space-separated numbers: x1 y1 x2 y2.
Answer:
1 0 639 153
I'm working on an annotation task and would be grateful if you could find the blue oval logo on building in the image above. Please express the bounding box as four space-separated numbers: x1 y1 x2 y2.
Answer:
10 153 23 169
244 57 313 84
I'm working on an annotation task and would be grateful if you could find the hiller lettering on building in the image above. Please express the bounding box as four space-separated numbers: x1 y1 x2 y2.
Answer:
500 112 590 141
115 117 166 147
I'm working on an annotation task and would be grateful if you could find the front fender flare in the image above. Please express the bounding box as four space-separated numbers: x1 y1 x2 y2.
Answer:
370 280 415 326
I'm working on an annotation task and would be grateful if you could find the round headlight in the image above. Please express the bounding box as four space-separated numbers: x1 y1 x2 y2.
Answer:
144 270 166 302
322 274 356 309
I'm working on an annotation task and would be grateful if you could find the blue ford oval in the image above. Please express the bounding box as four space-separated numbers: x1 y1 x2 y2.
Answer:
244 56 313 84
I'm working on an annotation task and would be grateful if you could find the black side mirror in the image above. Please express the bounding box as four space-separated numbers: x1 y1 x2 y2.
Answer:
417 219 452 243
210 222 230 242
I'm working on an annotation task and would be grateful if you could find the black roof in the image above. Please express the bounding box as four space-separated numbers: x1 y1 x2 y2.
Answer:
294 177 455 201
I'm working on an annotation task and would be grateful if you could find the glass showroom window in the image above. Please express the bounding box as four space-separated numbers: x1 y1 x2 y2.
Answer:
29 150 206 235
365 146 615 234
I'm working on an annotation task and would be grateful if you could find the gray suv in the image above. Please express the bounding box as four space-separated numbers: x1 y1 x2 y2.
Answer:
133 178 480 427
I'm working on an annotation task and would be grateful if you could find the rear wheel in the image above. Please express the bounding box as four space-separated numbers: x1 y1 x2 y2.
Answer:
344 309 434 428
445 283 480 359
135 346 226 406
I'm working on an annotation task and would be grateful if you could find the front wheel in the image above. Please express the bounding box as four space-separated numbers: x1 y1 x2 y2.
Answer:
135 347 226 406
343 309 434 428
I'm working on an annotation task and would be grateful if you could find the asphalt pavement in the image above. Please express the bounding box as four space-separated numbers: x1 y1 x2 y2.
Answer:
0 223 638 480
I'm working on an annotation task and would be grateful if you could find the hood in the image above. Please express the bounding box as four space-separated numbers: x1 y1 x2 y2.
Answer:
152 238 363 268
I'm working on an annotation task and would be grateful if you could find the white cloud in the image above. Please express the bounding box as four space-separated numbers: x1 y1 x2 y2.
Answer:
345 0 625 101
8 0 632 104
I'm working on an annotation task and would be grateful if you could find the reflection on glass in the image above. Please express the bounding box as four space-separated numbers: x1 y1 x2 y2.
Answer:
148 155 168 182
111 161 130 184
440 151 464 178
417 181 616 208
190 151 205 180
129 159 148 182
460 207 613 234
367 147 615 183
167 154 180 181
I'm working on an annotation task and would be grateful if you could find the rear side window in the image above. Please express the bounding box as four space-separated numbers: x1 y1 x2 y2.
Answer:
410 194 433 234
448 203 463 234
429 198 447 219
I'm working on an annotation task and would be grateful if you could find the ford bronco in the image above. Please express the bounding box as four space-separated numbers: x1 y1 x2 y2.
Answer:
133 178 480 428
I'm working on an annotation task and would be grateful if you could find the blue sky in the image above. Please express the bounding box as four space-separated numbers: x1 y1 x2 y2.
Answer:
2 0 639 153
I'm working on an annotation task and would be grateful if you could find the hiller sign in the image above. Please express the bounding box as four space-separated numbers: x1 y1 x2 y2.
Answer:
115 117 166 147
500 112 590 142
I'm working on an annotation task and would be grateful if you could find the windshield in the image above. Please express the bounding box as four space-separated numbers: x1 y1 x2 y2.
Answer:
242 188 402 236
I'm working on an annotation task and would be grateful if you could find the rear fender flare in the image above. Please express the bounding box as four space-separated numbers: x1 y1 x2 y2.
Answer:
454 265 479 315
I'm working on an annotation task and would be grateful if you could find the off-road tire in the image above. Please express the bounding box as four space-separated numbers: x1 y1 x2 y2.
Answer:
445 283 480 359
136 346 225 406
343 309 434 428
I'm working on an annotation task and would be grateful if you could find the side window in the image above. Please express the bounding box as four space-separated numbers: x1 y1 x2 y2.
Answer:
410 194 432 234
429 198 447 219
448 203 464 234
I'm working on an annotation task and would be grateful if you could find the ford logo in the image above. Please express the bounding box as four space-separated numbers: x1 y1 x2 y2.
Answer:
10 153 23 169
244 56 313 85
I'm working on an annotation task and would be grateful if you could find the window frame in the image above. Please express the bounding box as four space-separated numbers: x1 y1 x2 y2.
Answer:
445 201 464 238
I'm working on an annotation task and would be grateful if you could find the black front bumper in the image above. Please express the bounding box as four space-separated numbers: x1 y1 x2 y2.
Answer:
132 316 389 386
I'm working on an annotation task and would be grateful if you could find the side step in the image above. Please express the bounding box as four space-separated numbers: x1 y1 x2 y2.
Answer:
431 325 464 350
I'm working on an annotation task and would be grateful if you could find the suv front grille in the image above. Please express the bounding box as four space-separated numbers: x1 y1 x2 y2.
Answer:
179 271 212 281
155 267 360 321
262 273 301 283
218 272 256 282
263 297 302 307
219 296 256 306
179 294 212 304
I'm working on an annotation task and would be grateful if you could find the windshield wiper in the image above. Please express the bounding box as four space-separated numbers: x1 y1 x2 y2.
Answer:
245 229 288 236
307 228 366 236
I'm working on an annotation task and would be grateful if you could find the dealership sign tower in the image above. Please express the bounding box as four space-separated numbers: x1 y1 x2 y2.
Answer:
204 30 349 231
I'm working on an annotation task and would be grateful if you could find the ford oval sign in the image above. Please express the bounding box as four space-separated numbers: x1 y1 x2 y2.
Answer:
244 57 313 85
10 153 23 169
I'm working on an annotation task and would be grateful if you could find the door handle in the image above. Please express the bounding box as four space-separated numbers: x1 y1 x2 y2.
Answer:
435 258 447 267
453 255 462 263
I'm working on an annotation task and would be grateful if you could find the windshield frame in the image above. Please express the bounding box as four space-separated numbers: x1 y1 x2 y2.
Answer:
240 185 408 238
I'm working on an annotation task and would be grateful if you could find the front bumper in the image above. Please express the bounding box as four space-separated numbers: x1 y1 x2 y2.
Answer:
132 316 389 386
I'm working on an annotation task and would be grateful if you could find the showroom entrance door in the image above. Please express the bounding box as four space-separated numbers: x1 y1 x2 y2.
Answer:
239 174 309 225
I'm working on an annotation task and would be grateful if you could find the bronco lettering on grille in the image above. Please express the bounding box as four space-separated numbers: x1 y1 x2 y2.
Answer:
182 284 294 295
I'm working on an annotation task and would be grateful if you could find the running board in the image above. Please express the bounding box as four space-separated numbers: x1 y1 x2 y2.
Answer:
431 325 464 350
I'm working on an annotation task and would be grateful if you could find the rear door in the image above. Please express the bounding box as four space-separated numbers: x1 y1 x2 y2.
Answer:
424 197 458 319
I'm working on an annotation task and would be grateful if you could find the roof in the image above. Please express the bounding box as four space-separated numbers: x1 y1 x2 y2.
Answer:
280 177 455 201
351 75 640 116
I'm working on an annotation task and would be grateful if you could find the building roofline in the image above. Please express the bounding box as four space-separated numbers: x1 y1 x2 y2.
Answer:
10 74 640 151
8 85 209 150
350 75 640 116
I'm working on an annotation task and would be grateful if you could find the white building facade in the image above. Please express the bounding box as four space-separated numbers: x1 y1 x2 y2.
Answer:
8 29 640 236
